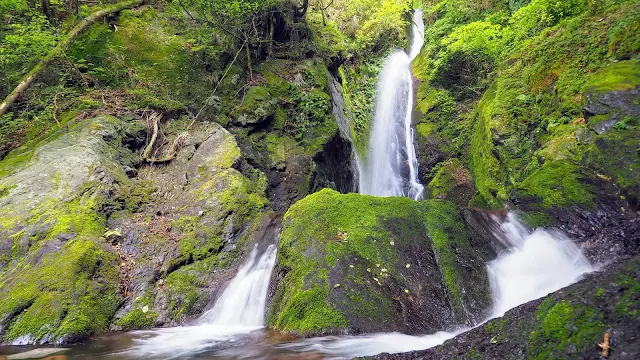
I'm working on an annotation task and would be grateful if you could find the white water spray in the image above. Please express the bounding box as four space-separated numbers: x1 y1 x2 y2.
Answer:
121 244 278 358
487 213 594 317
292 213 594 358
359 9 424 200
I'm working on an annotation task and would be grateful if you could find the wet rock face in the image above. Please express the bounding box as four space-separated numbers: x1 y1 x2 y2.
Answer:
267 154 316 212
369 255 640 360
584 86 640 134
312 133 354 194
267 189 494 337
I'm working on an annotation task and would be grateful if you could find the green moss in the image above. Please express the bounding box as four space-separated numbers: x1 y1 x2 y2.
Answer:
470 83 508 208
427 158 473 203
274 285 348 333
423 200 473 320
527 300 604 360
583 58 640 93
5 293 65 342
416 122 436 138
230 86 277 126
584 128 640 199
269 189 430 334
518 211 553 228
517 160 594 209
0 150 34 179
68 6 212 109
164 269 209 320
116 309 159 330
614 274 640 318
0 239 120 343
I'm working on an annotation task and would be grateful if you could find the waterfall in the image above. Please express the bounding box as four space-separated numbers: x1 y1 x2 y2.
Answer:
359 9 425 200
487 213 594 317
196 244 278 326
121 242 279 358
288 213 595 358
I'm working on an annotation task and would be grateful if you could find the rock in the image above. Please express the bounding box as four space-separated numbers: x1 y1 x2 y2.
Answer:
267 189 494 337
268 155 316 212
107 121 270 328
426 158 475 207
0 116 136 344
230 86 278 126
367 255 640 360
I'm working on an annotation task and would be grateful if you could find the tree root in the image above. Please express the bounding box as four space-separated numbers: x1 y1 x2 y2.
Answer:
141 112 189 164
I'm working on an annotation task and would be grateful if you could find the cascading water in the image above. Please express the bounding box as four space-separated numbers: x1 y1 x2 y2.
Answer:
120 243 278 358
359 9 424 200
197 244 277 326
487 213 594 317
288 213 595 358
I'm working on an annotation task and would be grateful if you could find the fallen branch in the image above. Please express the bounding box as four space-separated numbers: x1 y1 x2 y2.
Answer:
0 0 146 117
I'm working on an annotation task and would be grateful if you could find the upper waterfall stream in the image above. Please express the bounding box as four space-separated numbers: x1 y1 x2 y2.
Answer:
359 9 424 200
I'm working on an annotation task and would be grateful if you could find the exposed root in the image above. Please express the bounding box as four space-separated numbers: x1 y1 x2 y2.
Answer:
141 111 190 164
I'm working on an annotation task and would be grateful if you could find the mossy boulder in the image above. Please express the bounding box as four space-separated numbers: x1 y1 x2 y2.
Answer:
0 116 137 344
267 189 493 336
230 86 278 126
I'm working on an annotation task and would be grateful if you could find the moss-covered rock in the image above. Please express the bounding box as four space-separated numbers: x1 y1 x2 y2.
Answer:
584 128 640 207
426 158 475 207
230 87 278 126
107 121 270 328
0 116 136 344
514 160 594 210
268 189 492 336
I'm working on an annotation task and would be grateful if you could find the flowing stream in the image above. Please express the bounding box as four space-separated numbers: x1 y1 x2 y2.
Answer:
116 243 278 359
359 9 424 200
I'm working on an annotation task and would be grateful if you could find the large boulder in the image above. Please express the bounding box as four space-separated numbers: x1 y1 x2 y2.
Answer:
0 116 135 344
267 189 494 336
105 121 271 329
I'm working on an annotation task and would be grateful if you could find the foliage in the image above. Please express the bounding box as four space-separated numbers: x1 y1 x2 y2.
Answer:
0 12 58 98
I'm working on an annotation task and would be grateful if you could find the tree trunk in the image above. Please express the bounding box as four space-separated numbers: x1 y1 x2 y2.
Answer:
0 0 145 117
